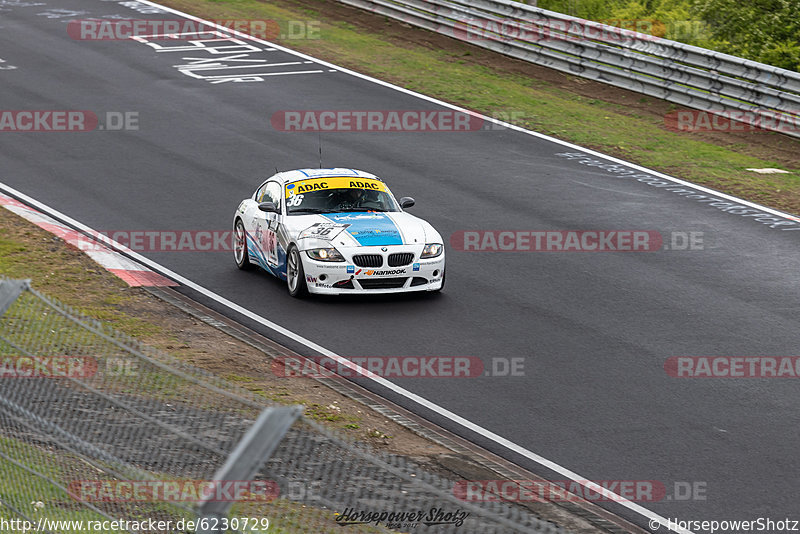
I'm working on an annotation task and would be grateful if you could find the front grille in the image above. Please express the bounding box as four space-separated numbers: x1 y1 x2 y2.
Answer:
353 254 383 268
410 277 428 287
358 277 408 289
388 252 414 267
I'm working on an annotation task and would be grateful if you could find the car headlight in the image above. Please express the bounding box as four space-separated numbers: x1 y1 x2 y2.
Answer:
305 248 345 262
421 243 443 258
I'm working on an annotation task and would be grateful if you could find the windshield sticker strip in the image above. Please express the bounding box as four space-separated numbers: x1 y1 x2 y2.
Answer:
285 177 386 197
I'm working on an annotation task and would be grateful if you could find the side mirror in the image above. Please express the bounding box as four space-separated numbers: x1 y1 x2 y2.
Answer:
258 201 280 213
399 197 415 209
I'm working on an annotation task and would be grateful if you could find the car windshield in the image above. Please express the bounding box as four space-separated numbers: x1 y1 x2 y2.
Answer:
285 178 400 215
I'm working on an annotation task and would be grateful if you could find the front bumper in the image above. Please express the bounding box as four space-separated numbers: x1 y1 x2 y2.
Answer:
301 245 445 295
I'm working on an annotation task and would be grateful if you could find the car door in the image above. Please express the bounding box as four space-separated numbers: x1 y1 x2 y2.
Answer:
254 180 282 269
245 181 268 270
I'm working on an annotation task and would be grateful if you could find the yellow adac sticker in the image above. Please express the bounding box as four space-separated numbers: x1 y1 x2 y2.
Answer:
285 177 386 197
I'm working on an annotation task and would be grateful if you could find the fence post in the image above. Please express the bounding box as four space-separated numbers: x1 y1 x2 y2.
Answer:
0 278 29 317
196 405 304 533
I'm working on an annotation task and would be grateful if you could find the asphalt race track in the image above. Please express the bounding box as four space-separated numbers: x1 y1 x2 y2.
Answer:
2 0 800 530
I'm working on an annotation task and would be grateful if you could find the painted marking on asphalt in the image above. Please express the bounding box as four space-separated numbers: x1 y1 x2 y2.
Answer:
183 70 325 82
128 30 333 83
36 9 88 19
555 152 800 231
112 0 166 14
172 61 306 71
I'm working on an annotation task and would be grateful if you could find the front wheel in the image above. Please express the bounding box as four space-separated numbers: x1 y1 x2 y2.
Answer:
234 219 253 270
286 245 308 298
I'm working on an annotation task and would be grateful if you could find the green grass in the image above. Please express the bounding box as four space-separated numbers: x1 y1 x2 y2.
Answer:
0 435 383 533
0 436 163 534
0 227 165 341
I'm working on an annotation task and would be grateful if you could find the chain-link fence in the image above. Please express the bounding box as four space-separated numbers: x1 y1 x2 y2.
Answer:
0 277 568 533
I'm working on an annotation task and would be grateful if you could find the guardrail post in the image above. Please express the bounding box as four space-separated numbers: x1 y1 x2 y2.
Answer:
195 405 304 534
0 278 29 317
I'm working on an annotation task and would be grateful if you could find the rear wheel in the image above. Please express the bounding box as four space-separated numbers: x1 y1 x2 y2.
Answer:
286 245 308 298
234 219 253 270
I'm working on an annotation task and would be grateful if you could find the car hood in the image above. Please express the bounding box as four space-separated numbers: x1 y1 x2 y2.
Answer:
285 211 433 248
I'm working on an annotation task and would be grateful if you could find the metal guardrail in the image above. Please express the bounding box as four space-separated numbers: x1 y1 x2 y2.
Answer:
337 0 800 138
0 278 568 533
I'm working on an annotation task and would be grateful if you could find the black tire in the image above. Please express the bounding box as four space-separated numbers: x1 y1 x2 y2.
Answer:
286 245 309 298
234 219 253 270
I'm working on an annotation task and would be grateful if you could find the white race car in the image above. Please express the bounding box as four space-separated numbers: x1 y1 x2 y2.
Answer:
233 168 445 297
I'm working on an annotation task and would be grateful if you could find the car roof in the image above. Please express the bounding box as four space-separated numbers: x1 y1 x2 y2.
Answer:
273 168 383 184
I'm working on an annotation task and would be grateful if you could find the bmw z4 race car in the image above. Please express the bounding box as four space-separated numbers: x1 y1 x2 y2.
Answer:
233 168 445 297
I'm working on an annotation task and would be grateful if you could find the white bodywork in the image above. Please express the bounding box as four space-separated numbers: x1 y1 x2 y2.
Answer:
233 168 445 295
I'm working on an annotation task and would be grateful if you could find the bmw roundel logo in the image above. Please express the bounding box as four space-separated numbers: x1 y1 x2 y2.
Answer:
381 247 388 252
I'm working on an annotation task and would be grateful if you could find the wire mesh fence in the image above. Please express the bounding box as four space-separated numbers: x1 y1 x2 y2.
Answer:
0 277 569 533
